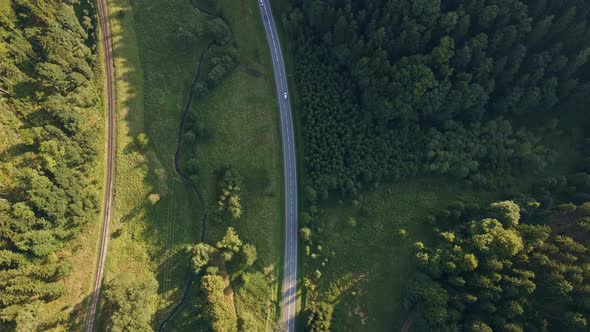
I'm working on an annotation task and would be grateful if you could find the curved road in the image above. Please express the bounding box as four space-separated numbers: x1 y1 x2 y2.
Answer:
85 0 116 330
257 1 299 331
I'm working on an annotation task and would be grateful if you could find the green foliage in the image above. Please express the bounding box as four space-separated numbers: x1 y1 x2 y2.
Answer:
470 218 524 257
0 0 101 326
103 273 158 332
207 18 231 45
300 227 312 241
200 274 238 332
410 201 590 331
191 243 216 274
217 168 243 219
189 226 260 329
13 301 42 332
565 312 588 330
580 202 590 215
467 321 493 332
306 301 334 332
286 0 590 197
184 131 196 144
135 132 149 149
206 47 240 88
216 227 242 252
490 201 521 226
557 202 577 213
239 243 257 268
230 243 257 277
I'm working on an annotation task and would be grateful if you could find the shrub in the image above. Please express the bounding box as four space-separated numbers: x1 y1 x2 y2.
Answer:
136 133 149 149
148 193 160 205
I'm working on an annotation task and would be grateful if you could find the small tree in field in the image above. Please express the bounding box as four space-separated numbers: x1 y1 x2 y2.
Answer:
218 168 243 219
148 193 160 205
136 133 149 150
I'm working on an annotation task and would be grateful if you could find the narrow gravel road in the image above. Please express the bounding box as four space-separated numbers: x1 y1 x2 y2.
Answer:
257 1 299 331
84 0 116 330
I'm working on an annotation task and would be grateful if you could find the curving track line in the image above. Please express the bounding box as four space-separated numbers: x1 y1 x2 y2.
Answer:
84 0 116 330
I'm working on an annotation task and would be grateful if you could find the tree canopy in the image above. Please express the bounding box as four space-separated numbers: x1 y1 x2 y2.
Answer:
409 200 590 331
103 273 158 332
189 227 258 331
0 0 102 328
284 0 590 197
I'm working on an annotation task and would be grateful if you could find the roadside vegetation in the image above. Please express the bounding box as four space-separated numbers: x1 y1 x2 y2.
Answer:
170 0 285 329
0 0 104 330
275 0 590 330
102 0 282 330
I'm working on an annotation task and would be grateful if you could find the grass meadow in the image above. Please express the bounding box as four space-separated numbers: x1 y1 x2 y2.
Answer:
307 179 494 331
103 0 282 330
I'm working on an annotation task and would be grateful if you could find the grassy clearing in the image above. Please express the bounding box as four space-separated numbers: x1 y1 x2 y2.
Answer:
190 0 284 269
168 0 284 329
304 178 496 331
102 0 282 330
100 0 201 328
306 149 581 332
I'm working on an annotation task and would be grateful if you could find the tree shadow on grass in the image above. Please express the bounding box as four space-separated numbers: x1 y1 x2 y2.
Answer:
102 0 206 328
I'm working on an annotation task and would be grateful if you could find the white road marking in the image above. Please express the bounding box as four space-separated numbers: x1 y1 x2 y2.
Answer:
260 1 298 330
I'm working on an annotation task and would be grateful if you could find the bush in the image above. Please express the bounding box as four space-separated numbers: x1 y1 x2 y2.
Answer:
557 203 577 214
184 131 196 144
136 133 149 149
217 168 243 219
306 301 334 332
300 227 312 241
579 202 590 216
103 273 158 332
201 274 238 332
347 217 357 227
147 193 160 205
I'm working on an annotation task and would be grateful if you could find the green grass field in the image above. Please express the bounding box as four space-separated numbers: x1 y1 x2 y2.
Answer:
168 0 284 329
103 0 282 330
302 179 496 331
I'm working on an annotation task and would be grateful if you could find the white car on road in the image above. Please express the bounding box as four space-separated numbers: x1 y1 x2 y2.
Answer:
283 92 288 99
260 0 264 6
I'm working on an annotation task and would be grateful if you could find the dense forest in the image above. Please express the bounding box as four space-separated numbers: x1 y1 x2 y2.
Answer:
284 0 590 197
282 0 590 330
0 0 102 329
410 199 590 331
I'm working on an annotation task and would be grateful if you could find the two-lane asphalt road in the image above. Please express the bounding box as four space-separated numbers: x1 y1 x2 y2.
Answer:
257 1 299 331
